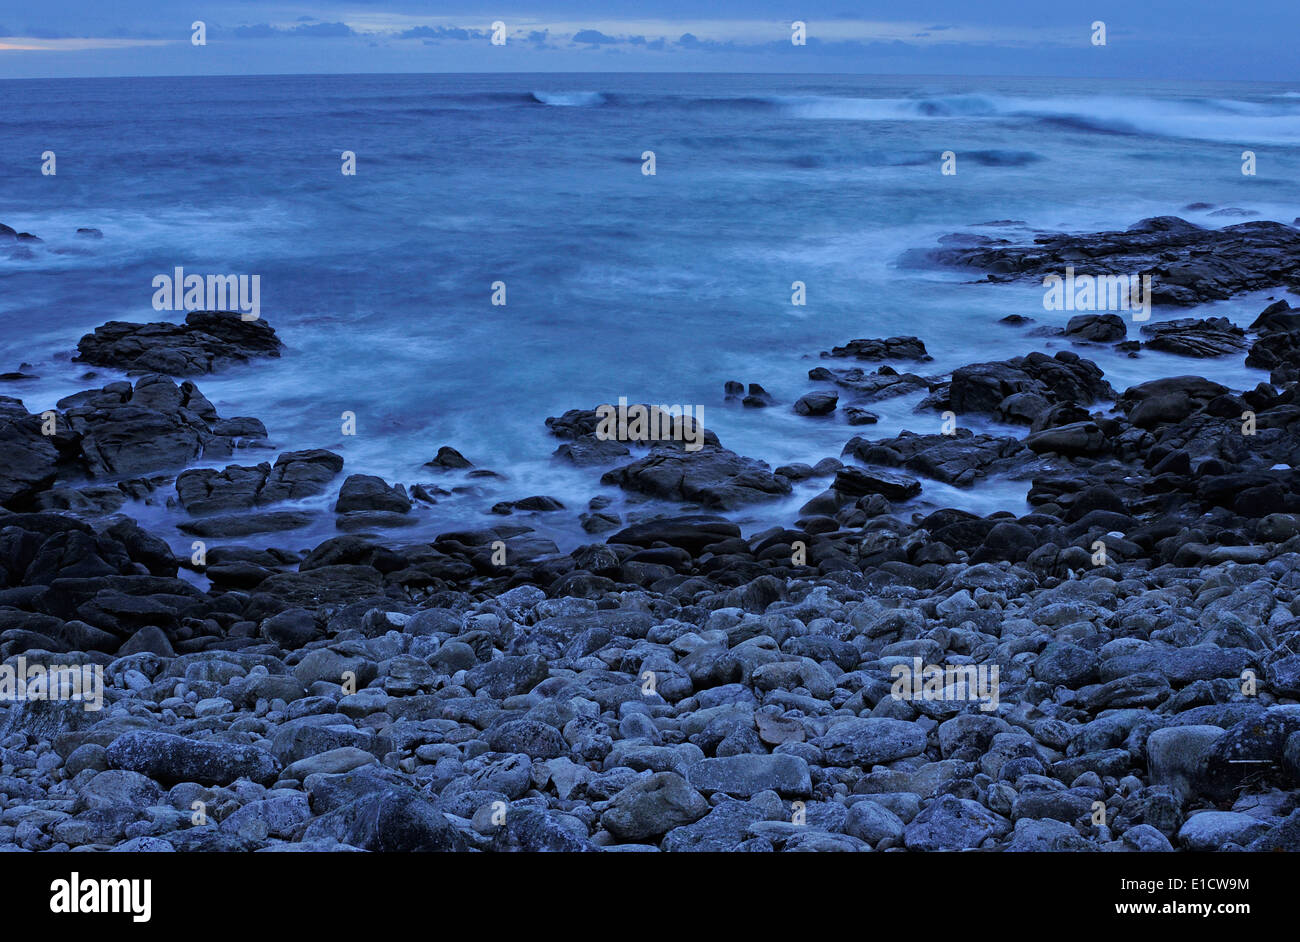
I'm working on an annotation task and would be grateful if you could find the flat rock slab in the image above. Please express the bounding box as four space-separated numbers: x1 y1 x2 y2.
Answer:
908 216 1300 305
76 310 282 375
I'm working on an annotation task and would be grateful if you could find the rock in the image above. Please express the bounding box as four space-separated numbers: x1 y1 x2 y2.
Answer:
661 797 776 852
485 720 568 760
607 516 740 553
1177 811 1269 851
76 770 163 810
1024 421 1107 457
492 495 564 514
425 446 473 470
1247 809 1300 852
304 789 469 852
1033 642 1100 687
1140 317 1248 358
177 450 342 514
490 807 597 852
948 352 1113 416
59 374 243 477
904 794 1012 850
807 365 929 403
75 311 282 375
601 444 791 510
844 407 880 425
220 794 311 841
106 731 281 786
686 755 812 798
601 772 709 841
1119 375 1228 428
915 217 1300 305
1146 726 1224 799
833 467 921 502
813 718 928 767
261 608 321 649
1123 823 1175 852
844 430 1027 487
179 510 316 537
821 336 932 361
844 799 906 846
1065 314 1127 342
464 655 548 699
1203 710 1300 801
0 397 59 508
284 747 378 780
334 474 411 514
793 391 838 417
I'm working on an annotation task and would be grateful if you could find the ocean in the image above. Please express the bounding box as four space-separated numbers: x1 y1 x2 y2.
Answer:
3 72 1299 553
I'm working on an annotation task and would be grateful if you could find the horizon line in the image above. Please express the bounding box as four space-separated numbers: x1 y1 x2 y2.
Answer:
0 70 1286 85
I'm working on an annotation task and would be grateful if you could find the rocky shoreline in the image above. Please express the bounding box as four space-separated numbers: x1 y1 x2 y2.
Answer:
1 215 1299 852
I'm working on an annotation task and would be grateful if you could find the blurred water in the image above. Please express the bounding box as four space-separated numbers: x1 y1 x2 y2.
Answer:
1 73 1297 552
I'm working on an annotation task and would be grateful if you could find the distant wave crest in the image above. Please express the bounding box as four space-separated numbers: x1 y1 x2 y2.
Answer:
768 92 1300 145
531 91 607 107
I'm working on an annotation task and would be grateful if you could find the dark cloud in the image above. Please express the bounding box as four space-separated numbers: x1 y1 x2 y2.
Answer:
398 25 483 40
230 21 354 39
572 29 619 44
231 23 278 38
675 32 739 51
291 22 353 37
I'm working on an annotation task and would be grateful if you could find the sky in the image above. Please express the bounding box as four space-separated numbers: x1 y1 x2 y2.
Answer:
0 1 1294 81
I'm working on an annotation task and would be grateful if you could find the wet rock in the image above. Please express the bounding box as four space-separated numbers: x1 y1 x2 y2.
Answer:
821 336 932 361
1140 317 1248 358
602 444 791 510
334 475 411 514
76 310 282 375
793 391 838 417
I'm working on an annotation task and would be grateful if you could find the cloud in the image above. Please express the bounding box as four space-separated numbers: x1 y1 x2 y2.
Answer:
397 25 484 40
0 36 174 50
294 22 352 37
675 32 738 52
229 21 355 39
572 29 619 45
232 23 277 39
